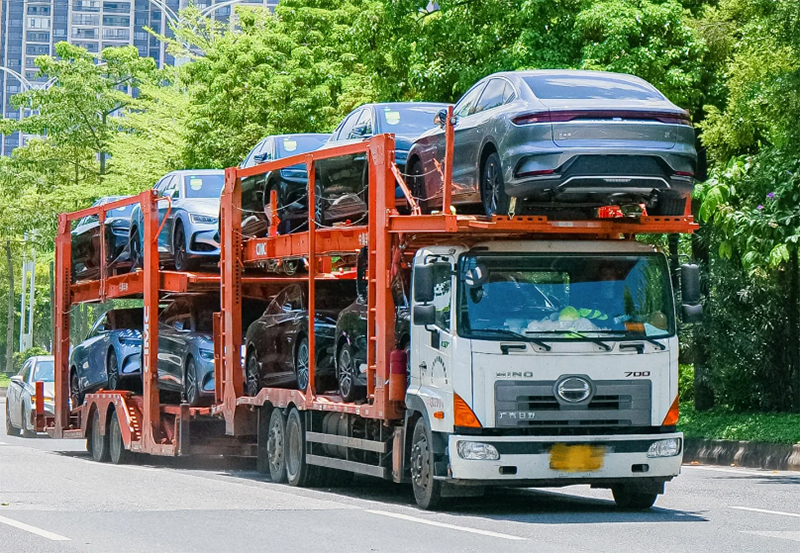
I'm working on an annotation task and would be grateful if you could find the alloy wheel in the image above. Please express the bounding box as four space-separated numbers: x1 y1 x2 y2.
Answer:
246 352 260 396
107 350 119 390
295 338 310 391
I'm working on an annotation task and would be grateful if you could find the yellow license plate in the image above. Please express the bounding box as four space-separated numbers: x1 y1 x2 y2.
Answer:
549 444 605 472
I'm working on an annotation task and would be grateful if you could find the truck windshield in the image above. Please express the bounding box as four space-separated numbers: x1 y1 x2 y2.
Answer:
458 253 674 340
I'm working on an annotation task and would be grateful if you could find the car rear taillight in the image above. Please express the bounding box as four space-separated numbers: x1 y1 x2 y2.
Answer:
512 112 552 125
522 110 693 126
675 171 695 177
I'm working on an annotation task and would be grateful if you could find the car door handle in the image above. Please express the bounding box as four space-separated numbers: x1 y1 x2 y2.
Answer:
419 362 427 370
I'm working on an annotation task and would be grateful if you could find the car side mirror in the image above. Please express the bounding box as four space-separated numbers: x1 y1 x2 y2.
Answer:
434 108 449 128
10 375 23 385
413 304 435 326
174 320 185 331
414 263 435 303
680 264 703 323
352 124 372 138
96 324 107 333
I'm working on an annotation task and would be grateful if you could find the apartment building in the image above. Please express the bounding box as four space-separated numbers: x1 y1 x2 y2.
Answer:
0 0 278 156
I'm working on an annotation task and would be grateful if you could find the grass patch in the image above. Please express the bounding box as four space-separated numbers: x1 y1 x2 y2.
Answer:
0 373 10 388
678 403 800 445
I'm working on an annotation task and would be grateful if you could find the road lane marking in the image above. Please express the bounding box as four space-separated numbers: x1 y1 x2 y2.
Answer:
0 441 8 445
731 506 800 518
0 515 71 541
366 510 526 541
685 465 799 478
742 531 800 542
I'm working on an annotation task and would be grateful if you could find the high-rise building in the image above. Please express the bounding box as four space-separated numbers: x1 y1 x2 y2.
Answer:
0 0 278 156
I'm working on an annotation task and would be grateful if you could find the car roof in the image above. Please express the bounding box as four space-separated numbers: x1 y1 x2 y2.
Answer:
91 195 126 206
29 355 54 362
360 102 449 111
169 169 225 176
266 133 331 139
493 69 653 83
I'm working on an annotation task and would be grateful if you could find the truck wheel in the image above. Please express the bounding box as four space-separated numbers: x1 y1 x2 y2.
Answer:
267 408 288 483
612 487 658 510
5 401 20 436
108 410 132 465
410 417 444 510
21 404 36 438
90 409 110 463
285 408 319 487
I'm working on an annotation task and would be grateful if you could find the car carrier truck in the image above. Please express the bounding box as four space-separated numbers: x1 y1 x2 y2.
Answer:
39 117 700 511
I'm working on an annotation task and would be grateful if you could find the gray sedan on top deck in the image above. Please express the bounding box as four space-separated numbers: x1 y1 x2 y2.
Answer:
406 70 697 217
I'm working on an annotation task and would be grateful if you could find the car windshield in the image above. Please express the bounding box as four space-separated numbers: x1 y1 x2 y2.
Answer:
32 360 54 382
108 204 133 218
277 135 328 158
458 253 674 340
523 74 664 101
379 105 442 138
183 175 225 199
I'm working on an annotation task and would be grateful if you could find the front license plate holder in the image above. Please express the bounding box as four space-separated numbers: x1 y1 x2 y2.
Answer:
549 443 605 472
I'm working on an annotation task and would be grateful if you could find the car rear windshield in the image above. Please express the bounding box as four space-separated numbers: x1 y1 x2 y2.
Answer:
523 74 664 101
33 360 54 382
380 105 441 138
277 135 328 158
184 175 225 199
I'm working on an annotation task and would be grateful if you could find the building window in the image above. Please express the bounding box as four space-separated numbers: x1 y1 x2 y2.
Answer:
73 0 101 12
102 28 130 40
72 14 100 25
27 32 51 42
27 6 52 15
103 2 131 13
102 15 130 27
27 17 51 29
72 28 98 39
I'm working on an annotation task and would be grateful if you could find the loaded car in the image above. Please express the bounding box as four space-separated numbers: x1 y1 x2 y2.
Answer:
406 69 697 217
239 133 330 237
315 102 448 224
71 196 133 281
244 282 354 396
334 251 410 401
69 309 143 407
5 355 54 437
129 170 224 272
157 297 217 406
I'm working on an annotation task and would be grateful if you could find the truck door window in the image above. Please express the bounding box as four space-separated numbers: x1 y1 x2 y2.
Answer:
432 263 451 331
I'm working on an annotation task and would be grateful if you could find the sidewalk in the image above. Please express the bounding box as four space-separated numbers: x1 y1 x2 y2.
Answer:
684 438 800 471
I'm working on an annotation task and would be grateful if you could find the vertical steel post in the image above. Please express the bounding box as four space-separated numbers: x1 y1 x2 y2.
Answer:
443 105 455 215
306 155 316 402
53 215 71 437
141 190 161 446
221 166 244 434
98 209 107 300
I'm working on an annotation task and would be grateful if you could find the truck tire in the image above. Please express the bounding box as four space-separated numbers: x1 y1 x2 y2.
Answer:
285 408 320 487
612 487 658 510
90 409 110 463
108 410 132 465
5 401 20 436
410 417 444 510
267 408 288 483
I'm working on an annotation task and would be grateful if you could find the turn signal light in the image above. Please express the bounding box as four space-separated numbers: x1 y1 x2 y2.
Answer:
454 394 481 428
662 395 680 427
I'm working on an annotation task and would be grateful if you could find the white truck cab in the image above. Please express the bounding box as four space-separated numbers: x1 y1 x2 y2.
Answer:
405 240 689 509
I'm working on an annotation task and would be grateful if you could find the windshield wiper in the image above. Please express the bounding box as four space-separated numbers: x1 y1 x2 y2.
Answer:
473 328 552 351
525 330 612 352
595 331 668 351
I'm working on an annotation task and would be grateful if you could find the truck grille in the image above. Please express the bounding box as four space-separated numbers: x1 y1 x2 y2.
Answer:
495 379 651 428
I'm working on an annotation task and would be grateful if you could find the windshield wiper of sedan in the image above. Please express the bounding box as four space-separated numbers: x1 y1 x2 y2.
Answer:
472 328 552 351
524 329 612 352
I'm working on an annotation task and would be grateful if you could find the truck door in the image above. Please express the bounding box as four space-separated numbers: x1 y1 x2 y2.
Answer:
411 256 455 430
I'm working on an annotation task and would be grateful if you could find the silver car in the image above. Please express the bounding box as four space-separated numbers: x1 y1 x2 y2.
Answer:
406 70 697 217
129 170 224 271
5 355 54 438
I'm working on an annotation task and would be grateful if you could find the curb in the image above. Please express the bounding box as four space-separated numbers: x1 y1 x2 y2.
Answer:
684 438 800 471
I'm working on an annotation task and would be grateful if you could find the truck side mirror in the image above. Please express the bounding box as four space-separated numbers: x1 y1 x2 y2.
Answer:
414 263 435 303
413 304 435 326
680 264 703 323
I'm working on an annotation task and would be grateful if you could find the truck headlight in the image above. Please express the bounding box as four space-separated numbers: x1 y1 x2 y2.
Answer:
456 441 500 460
647 438 682 458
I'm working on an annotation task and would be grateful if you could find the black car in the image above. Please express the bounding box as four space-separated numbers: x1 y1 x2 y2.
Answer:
334 256 410 401
244 282 355 395
71 196 133 281
315 102 448 225
240 133 330 237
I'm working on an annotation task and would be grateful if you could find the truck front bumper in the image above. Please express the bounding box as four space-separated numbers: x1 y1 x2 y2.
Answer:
445 432 683 486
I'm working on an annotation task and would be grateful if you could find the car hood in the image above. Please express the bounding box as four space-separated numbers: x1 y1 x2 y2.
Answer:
177 198 220 218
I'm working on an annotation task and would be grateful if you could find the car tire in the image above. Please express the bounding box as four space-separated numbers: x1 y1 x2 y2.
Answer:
245 349 261 397
294 336 310 392
129 227 142 269
285 407 320 487
612 487 658 510
107 349 120 390
314 185 327 228
408 158 430 213
267 408 288 483
184 356 200 407
480 152 510 217
90 408 110 463
70 369 83 410
650 195 687 216
173 223 199 272
5 400 20 436
410 417 444 510
108 409 132 465
337 344 363 402
21 404 36 438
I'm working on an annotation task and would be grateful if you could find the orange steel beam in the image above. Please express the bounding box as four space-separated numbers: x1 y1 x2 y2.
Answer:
141 189 161 448
442 105 454 215
243 227 367 263
98 209 107 299
236 140 374 180
269 189 279 237
64 193 143 222
306 155 317 404
53 214 71 437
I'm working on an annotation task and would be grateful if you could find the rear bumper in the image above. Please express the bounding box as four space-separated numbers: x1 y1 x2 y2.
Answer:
445 432 682 486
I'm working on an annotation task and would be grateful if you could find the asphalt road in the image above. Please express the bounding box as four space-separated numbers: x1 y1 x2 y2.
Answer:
1 399 799 553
